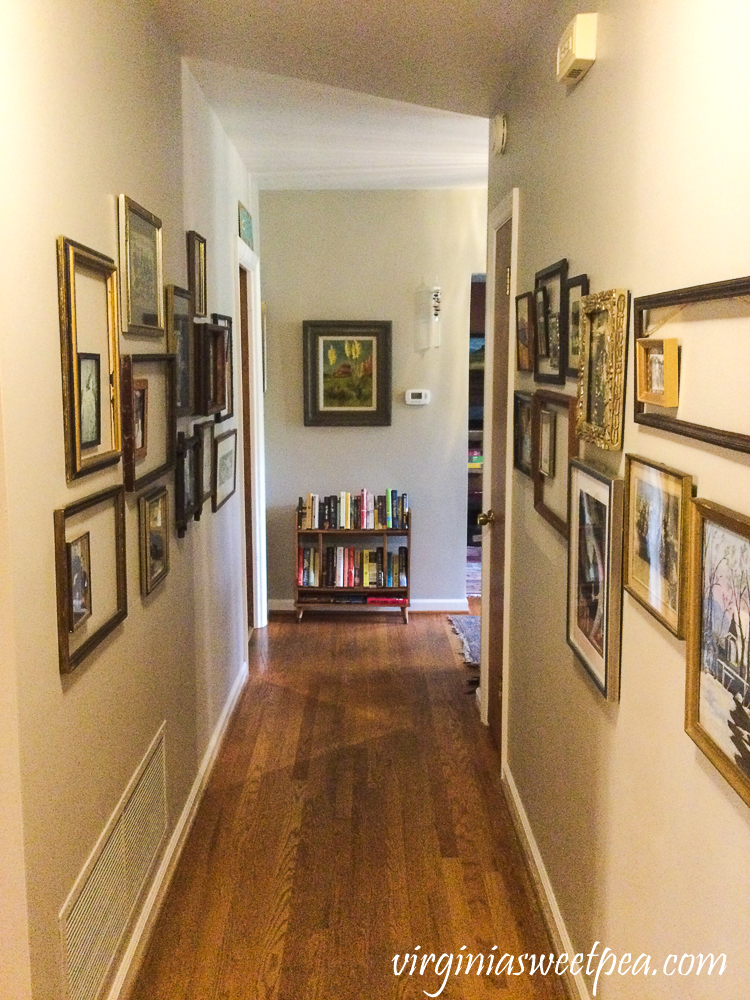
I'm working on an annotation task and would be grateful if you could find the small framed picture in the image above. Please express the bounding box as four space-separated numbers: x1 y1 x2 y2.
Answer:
78 353 101 448
567 459 624 700
534 258 569 385
139 487 169 595
211 313 234 423
187 230 207 318
535 286 549 358
238 202 254 250
686 499 750 808
166 285 194 417
213 428 238 512
175 432 202 536
195 323 227 416
513 391 533 477
539 410 557 478
118 195 164 336
565 273 589 378
193 419 215 505
636 337 679 407
624 456 692 638
515 292 535 372
67 532 92 631
132 379 148 460
121 354 176 493
532 390 578 537
577 288 631 450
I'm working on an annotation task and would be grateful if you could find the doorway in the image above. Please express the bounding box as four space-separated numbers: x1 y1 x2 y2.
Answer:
466 274 486 600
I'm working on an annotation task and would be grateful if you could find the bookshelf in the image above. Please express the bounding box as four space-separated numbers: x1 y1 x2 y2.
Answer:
295 492 410 623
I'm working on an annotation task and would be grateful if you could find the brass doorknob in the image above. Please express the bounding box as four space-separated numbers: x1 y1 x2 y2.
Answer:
477 510 496 526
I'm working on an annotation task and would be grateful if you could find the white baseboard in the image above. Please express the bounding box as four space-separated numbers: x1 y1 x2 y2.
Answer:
105 661 249 1000
269 597 470 613
502 765 590 1000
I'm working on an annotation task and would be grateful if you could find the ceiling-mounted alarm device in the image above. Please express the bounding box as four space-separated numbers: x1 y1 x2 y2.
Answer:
405 389 431 405
557 13 597 85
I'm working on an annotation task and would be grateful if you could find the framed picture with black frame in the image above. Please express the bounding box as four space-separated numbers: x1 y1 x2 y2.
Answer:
534 258 568 385
175 431 202 536
211 313 234 423
565 273 589 379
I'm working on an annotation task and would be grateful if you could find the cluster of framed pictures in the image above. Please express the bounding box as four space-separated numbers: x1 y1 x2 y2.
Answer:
53 195 240 674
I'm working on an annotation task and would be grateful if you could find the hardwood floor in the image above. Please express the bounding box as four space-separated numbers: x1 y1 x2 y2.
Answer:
131 612 565 1000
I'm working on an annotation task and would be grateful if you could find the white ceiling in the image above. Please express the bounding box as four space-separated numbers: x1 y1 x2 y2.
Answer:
152 0 553 189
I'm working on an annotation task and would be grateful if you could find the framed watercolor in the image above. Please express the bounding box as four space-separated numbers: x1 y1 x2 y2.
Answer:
532 390 578 538
67 532 92 631
635 337 679 407
211 313 234 423
118 194 164 337
139 486 169 595
515 292 535 372
238 202 254 250
566 273 589 378
57 236 122 481
535 286 549 358
576 288 631 450
121 354 176 493
175 432 201 536
193 419 215 505
77 353 101 448
513 391 533 477
213 428 238 512
303 320 392 426
166 285 194 417
194 323 227 416
53 485 127 675
567 459 624 700
187 230 207 318
634 276 750 454
534 258 568 385
686 499 750 808
623 455 692 638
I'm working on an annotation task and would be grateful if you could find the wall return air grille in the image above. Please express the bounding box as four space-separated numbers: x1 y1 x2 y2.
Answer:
59 725 167 1000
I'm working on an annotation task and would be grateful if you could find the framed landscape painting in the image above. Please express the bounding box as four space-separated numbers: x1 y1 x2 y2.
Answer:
686 499 750 807
118 194 164 336
303 320 391 426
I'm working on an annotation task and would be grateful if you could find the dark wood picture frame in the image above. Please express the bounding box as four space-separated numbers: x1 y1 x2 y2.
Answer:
118 195 164 337
121 354 176 493
535 286 549 358
175 431 202 536
194 322 227 416
576 288 631 451
213 428 238 512
634 276 750 454
54 485 127 675
132 378 148 461
303 320 392 426
166 284 195 418
515 292 535 372
211 313 234 423
532 390 578 537
77 352 102 448
193 420 215 506
534 258 568 385
565 273 589 379
186 230 207 318
513 391 533 477
139 486 170 595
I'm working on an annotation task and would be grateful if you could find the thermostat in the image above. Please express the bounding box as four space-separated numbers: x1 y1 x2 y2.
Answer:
405 389 431 405
557 13 597 85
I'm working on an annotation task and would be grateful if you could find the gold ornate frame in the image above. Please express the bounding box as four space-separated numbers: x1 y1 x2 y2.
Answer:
118 195 165 336
576 288 630 450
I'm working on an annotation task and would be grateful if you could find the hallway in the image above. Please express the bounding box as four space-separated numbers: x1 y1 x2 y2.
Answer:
131 612 565 1000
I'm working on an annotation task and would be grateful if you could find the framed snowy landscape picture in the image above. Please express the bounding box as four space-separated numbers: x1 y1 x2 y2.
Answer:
686 498 750 808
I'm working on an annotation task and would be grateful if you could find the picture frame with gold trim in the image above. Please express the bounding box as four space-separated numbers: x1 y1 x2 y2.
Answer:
576 288 631 450
118 195 164 337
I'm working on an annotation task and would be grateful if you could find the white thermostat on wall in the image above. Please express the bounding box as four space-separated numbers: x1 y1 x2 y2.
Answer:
405 389 431 405
557 13 597 85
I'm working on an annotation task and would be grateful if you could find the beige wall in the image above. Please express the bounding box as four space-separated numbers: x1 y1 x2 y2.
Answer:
259 188 487 606
0 5 252 997
490 1 750 997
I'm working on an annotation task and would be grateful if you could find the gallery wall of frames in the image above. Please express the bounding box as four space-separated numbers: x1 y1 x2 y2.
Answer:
514 262 750 809
54 196 245 674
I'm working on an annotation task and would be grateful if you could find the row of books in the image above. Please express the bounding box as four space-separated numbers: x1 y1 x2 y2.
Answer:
297 545 408 588
297 489 409 530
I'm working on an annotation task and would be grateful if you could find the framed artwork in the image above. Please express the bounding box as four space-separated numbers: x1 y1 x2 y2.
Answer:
634 276 750 454
132 379 148 460
513 391 533 477
194 322 227 416
211 313 234 423
535 286 549 358
187 230 207 318
121 354 176 493
576 288 631 450
139 487 169 594
53 485 127 674
118 195 164 336
175 432 201 536
193 420 215 505
77 353 101 448
303 320 392 426
532 390 578 537
166 285 194 417
515 292 535 372
238 202 254 250
67 532 92 631
57 236 122 480
534 258 568 385
565 273 589 378
636 337 679 407
686 499 750 808
567 459 624 700
623 455 692 638
213 428 238 512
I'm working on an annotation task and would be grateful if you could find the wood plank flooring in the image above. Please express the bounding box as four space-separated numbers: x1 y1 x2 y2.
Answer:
130 612 566 1000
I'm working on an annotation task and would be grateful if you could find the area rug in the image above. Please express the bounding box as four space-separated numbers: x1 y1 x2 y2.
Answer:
448 615 480 667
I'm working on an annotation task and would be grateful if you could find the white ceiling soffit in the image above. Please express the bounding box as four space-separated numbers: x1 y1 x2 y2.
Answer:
187 60 490 190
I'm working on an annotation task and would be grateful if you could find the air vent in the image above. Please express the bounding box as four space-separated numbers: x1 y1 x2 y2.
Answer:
60 726 167 1000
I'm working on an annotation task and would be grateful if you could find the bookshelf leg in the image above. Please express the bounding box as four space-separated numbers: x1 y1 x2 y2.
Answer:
401 606 409 624
296 608 304 622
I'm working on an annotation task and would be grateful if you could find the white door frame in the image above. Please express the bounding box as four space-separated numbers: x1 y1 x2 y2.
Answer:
237 237 268 630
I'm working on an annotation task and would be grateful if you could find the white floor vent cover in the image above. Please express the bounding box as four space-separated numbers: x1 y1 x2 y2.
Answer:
59 725 167 1000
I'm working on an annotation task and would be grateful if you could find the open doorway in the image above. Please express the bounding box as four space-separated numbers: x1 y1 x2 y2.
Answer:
466 273 486 600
